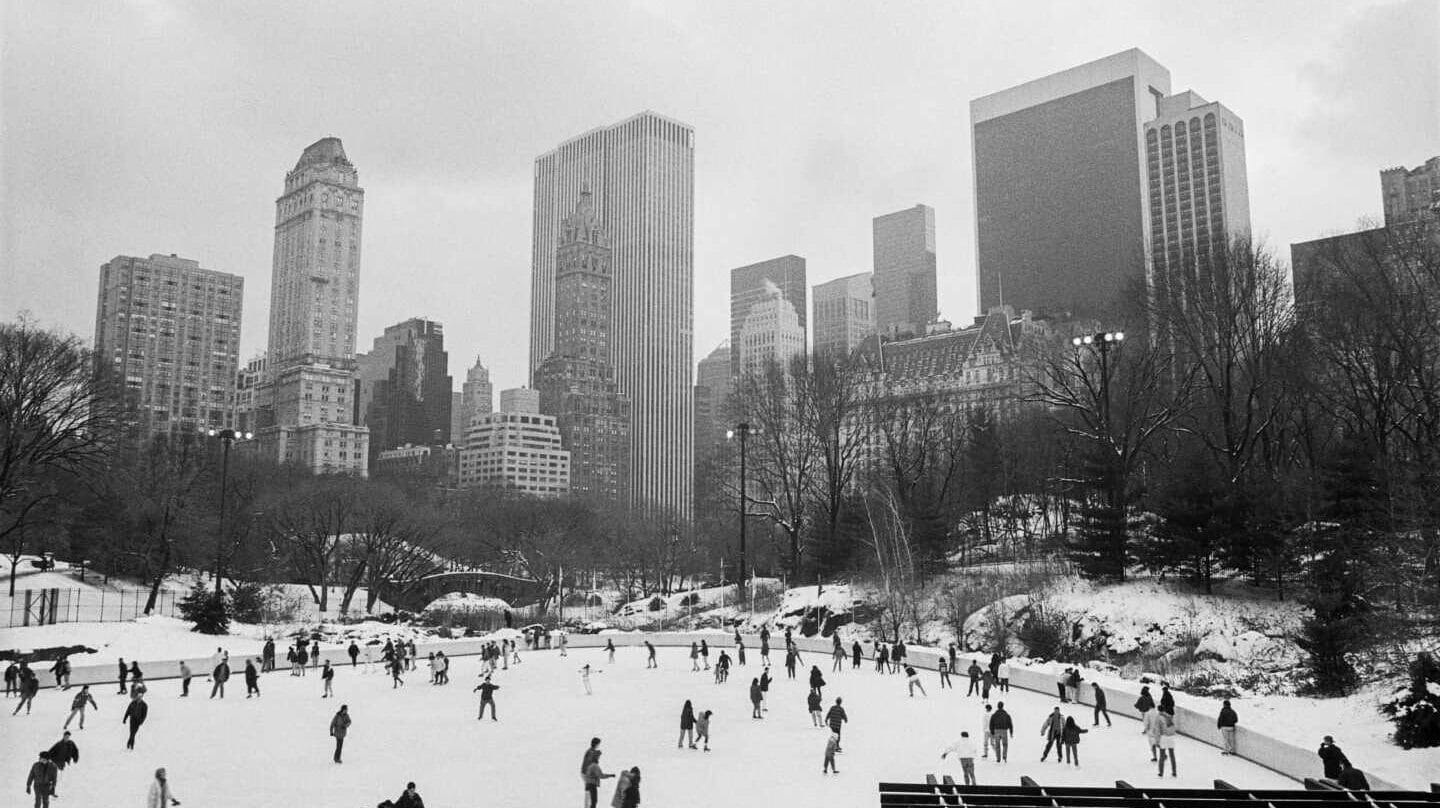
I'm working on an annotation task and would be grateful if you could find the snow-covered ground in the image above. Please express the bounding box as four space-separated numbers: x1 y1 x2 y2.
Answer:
1 645 1295 808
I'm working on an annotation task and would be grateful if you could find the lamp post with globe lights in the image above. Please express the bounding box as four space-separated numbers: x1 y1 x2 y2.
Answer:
725 422 758 596
206 428 253 593
1070 331 1125 434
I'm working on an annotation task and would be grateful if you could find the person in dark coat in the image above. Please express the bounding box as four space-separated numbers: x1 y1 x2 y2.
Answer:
825 698 848 751
1092 682 1111 727
474 676 499 720
851 641 862 669
1335 762 1370 790
645 641 657 668
966 660 983 696
48 731 79 770
394 781 424 808
678 700 696 748
1217 700 1238 755
210 659 229 699
785 647 798 679
581 751 614 808
122 693 148 750
875 644 889 673
262 638 276 672
990 702 1014 761
347 641 359 667
244 659 260 698
13 667 39 715
617 767 641 808
117 658 129 694
893 641 907 671
179 661 192 697
1159 683 1175 715
64 685 98 730
1134 685 1155 716
1039 706 1066 762
807 689 824 726
581 737 602 772
759 668 772 711
809 666 825 697
4 660 18 696
937 657 953 689
329 705 351 763
1060 716 1088 765
26 751 58 808
750 678 764 719
1318 736 1350 779
700 639 710 670
129 661 142 683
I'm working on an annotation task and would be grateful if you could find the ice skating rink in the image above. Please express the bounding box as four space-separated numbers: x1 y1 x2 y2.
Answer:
1 645 1294 807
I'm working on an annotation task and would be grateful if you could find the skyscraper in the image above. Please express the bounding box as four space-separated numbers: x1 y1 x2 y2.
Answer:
972 49 1172 318
453 356 494 443
535 189 632 503
812 272 874 357
730 255 807 376
1381 157 1440 226
1144 91 1250 311
529 111 695 516
873 205 937 338
737 281 807 378
93 253 243 441
693 339 732 459
256 137 369 475
457 389 570 497
356 318 453 460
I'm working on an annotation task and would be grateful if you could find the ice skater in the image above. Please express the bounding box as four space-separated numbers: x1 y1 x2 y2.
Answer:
347 641 359 667
122 692 148 750
823 731 840 774
695 709 712 751
244 658 260 698
1217 699 1238 755
209 657 229 699
390 655 405 688
759 667 772 711
322 660 335 698
4 660 17 696
700 639 709 669
26 751 58 808
809 665 826 698
579 664 597 695
582 750 615 808
690 642 700 671
50 654 70 690
990 702 1013 762
825 698 848 752
941 731 979 786
13 666 38 715
1040 706 1065 762
1062 716 1088 765
997 658 1011 692
1092 682 1112 727
644 641 656 668
808 689 824 727
474 675 499 720
1157 712 1178 777
64 685 98 729
678 699 696 748
117 658 129 695
606 639 616 664
906 664 927 697
749 678 764 719
851 640 862 669
179 661 192 697
329 705 351 763
937 657 953 689
146 767 181 807
48 730 79 771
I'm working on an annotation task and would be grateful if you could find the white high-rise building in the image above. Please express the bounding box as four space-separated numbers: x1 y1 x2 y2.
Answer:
529 111 695 516
256 137 369 475
812 272 874 357
738 280 807 378
452 356 493 444
458 387 570 497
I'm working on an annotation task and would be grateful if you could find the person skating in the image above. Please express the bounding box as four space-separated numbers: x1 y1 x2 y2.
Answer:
1336 762 1370 790
179 661 192 697
1039 706 1065 763
699 639 709 669
145 767 180 808
941 731 980 786
875 643 888 673
1061 716 1088 766
981 704 994 759
1318 736 1351 779
690 642 700 672
309 639 320 670
347 641 359 668
967 659 983 696
903 663 927 696
990 702 1013 762
785 646 798 679
1092 682 1112 727
612 766 641 808
50 654 70 690
48 730 79 771
296 644 309 675
759 667 772 711
808 689 824 727
117 657 129 695
825 698 848 752
606 639 616 664
26 751 58 808
892 640 906 673
581 737 602 773
322 660 335 698
1217 699 1238 755
4 660 18 697
13 666 39 715
1066 668 1083 703
329 704 351 763
997 658 1011 692
244 658 260 698
1134 685 1156 723
1055 668 1069 702
582 751 615 808
950 644 960 674
1143 702 1164 761
715 651 730 683
580 664 597 695
262 638 275 672
937 657 953 689
644 641 656 668
131 659 144 683
695 709 712 752
130 672 148 699
1156 711 1178 777
394 781 424 808
831 637 844 672
1159 682 1175 715
809 665 825 698
63 685 98 730
981 667 994 700
474 676 499 720
209 657 229 699
851 640 862 669
390 655 405 688
122 692 148 750
823 731 841 774
737 639 747 667
749 678 764 719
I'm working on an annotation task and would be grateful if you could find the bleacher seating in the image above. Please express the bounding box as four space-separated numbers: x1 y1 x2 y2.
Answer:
877 778 1440 808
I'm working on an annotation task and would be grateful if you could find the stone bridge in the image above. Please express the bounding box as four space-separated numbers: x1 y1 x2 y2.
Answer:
376 570 547 613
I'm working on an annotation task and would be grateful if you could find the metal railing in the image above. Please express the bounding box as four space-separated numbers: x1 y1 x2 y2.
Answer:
2 587 182 628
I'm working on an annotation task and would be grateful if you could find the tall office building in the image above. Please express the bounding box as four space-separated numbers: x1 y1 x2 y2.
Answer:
356 318 453 460
457 389 571 497
256 137 369 475
737 281 807 378
93 253 243 441
873 205 937 338
452 356 494 444
1381 157 1440 226
535 189 632 503
234 353 268 435
813 272 875 357
1144 92 1251 311
529 111 695 516
972 49 1172 318
693 339 732 459
730 255 807 376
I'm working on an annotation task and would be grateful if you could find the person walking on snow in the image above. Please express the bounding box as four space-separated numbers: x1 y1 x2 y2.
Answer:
26 751 58 808
823 731 841 774
322 660 335 698
1157 711 1178 777
1061 716 1088 766
906 664 927 697
145 767 180 808
1040 706 1066 763
750 678 764 719
1217 699 1239 755
941 731 980 786
695 709 712 751
678 700 696 748
1092 682 1112 726
244 659 260 698
122 692 148 750
825 698 848 751
329 704 351 763
990 702 1014 762
474 676 499 720
64 685 98 730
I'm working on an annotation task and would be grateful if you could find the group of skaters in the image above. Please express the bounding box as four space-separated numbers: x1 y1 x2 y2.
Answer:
580 737 641 808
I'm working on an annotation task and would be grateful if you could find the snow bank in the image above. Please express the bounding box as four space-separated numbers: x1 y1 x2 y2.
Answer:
422 592 512 613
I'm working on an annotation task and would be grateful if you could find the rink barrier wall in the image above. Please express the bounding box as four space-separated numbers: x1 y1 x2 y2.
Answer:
27 630 1398 790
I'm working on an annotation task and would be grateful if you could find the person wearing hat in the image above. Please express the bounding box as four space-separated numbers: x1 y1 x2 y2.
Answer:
26 750 58 808
146 767 180 808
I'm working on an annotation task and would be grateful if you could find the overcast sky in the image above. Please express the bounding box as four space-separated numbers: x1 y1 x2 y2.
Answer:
3 0 1436 394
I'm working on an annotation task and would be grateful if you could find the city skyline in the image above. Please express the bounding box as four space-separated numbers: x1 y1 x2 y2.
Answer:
4 1 1436 397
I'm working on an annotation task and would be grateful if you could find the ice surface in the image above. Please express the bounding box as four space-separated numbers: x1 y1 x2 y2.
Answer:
0 646 1295 808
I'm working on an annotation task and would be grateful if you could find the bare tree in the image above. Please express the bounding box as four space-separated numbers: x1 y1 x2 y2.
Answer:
268 475 366 613
805 350 870 576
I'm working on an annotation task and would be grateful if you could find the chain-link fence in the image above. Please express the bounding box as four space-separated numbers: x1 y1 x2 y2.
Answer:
2 587 182 628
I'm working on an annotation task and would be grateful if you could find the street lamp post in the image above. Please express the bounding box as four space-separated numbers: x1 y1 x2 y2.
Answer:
726 422 752 595
206 428 253 594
